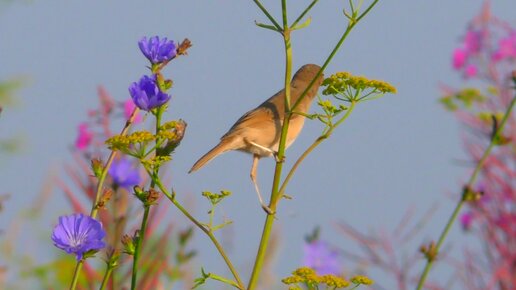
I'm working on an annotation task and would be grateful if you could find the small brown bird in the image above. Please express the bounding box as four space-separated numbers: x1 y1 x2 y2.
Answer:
189 64 324 212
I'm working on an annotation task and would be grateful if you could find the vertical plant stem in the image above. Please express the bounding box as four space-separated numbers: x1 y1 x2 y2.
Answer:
131 205 151 290
69 108 139 290
99 262 115 290
131 106 163 290
69 261 83 290
151 178 244 289
416 89 516 289
248 2 293 288
247 1 379 287
279 101 357 194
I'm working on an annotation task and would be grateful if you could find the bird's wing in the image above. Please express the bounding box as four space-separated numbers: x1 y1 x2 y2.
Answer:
221 89 285 138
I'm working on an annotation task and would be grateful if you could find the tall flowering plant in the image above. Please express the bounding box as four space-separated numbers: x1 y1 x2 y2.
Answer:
325 3 516 290
437 2 516 289
46 1 399 289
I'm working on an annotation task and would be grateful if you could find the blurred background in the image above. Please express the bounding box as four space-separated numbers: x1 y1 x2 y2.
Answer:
1 0 515 289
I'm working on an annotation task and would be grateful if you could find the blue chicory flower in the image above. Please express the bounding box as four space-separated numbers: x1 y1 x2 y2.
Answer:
108 158 141 189
138 36 177 64
129 75 171 111
303 240 341 275
51 213 106 261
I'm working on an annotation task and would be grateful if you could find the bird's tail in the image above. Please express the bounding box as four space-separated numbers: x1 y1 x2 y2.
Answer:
189 139 233 173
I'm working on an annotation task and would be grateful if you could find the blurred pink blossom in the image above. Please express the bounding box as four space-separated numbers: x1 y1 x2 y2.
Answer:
492 32 516 61
453 48 468 69
464 64 478 78
460 211 474 230
75 123 93 150
463 30 483 53
124 99 142 124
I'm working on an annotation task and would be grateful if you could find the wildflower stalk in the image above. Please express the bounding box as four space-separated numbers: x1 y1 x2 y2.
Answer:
416 78 516 289
130 106 163 290
247 1 379 288
279 100 357 195
149 176 244 289
130 205 150 290
99 255 118 290
69 107 139 290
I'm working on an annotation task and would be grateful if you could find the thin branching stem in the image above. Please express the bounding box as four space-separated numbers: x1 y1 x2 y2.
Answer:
69 107 140 290
290 0 319 29
150 177 244 289
131 106 163 289
247 1 379 288
252 0 282 30
416 84 516 289
279 101 357 195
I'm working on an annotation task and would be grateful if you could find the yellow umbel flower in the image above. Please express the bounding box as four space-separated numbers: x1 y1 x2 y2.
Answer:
322 71 396 100
351 275 374 285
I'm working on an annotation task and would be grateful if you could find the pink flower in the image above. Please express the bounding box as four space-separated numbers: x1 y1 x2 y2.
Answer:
452 48 468 69
464 64 478 78
463 30 482 53
75 123 93 150
492 32 516 61
124 99 142 124
460 211 474 230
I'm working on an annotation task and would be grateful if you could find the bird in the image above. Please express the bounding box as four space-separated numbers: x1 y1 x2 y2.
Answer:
189 64 324 213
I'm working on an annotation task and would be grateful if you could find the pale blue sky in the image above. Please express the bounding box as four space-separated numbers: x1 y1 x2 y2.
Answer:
1 1 515 289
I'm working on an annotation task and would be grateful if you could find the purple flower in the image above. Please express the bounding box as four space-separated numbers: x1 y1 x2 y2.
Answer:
129 75 171 111
303 240 341 275
51 213 106 261
138 36 177 64
108 158 140 188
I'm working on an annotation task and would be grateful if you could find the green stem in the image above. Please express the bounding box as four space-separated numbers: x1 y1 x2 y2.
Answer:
130 205 151 290
279 101 357 195
247 2 379 288
69 108 139 290
247 10 293 289
69 260 83 290
151 177 244 289
131 106 163 290
415 88 516 289
290 0 319 29
252 0 282 30
99 261 115 290
291 0 380 113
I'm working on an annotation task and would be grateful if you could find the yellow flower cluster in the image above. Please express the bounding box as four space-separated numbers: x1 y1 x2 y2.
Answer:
141 155 172 170
350 275 374 285
105 131 155 150
440 87 486 111
201 190 232 204
322 72 397 96
282 267 350 289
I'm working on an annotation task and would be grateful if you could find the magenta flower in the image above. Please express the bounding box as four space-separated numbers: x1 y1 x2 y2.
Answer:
51 213 106 261
463 30 482 53
460 211 474 230
492 32 516 61
464 64 478 78
452 48 468 69
108 158 140 189
75 123 93 150
129 75 171 111
123 99 142 124
303 240 341 275
138 36 177 64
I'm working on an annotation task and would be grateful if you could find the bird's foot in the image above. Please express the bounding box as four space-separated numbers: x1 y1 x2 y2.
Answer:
261 204 275 215
273 152 285 163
